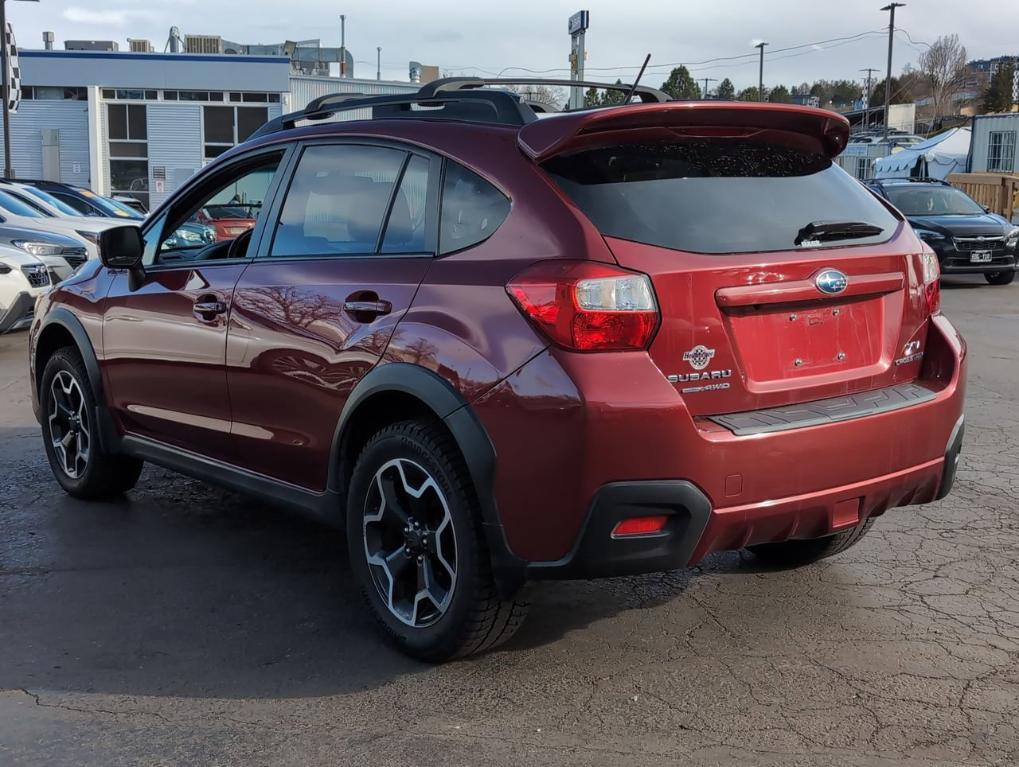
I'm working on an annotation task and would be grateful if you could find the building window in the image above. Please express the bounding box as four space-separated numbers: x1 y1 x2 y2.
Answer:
22 86 86 100
202 106 269 160
855 157 870 180
108 104 149 208
987 131 1017 172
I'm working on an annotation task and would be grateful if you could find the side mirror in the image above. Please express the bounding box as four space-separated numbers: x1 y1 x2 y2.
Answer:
99 225 144 269
0 263 11 275
98 225 146 289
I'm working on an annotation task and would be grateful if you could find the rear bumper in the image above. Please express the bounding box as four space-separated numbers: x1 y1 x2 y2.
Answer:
529 424 962 580
475 313 966 579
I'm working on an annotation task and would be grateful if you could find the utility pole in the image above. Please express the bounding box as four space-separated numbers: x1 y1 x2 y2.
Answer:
755 41 768 102
339 14 346 78
861 67 879 127
701 77 717 100
376 46 381 81
881 3 905 141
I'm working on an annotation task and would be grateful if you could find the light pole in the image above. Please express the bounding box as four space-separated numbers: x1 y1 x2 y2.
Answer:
376 46 381 81
755 41 768 102
0 0 38 179
701 77 717 100
881 3 905 141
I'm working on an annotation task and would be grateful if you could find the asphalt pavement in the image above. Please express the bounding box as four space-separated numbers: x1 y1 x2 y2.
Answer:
1 275 1017 766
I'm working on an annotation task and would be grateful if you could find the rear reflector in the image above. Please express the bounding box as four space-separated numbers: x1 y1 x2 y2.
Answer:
611 515 670 538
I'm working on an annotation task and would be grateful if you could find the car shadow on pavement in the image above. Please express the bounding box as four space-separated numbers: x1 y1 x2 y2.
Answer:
1 435 773 697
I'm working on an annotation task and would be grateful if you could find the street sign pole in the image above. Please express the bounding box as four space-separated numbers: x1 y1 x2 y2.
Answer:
568 10 589 110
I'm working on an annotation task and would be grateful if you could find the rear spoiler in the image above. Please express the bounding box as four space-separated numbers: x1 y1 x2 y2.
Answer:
518 102 851 162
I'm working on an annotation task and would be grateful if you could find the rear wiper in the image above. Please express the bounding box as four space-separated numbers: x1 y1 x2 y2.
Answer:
795 220 884 247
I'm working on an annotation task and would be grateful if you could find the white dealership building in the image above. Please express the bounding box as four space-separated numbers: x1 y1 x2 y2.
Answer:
0 48 416 210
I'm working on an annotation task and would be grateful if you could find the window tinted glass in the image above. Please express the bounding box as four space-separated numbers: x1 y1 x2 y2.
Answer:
52 193 95 215
152 153 283 265
439 163 510 255
237 108 268 143
271 145 406 257
127 105 147 140
545 140 899 254
204 106 234 144
882 185 985 216
108 104 127 141
382 155 431 254
0 190 46 217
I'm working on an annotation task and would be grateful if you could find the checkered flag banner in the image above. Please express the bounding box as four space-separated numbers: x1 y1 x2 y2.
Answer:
5 22 19 114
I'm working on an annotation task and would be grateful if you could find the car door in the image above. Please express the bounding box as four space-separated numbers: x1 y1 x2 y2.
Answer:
227 141 440 490
102 146 292 463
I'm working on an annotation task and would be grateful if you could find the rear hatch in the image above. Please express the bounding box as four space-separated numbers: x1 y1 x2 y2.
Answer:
530 103 932 416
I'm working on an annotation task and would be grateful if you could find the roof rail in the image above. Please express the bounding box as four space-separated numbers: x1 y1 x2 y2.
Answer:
870 177 952 186
417 76 671 104
248 76 672 141
249 88 537 140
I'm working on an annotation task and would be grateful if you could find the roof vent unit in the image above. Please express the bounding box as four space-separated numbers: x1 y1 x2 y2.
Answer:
129 39 154 53
65 40 119 52
185 34 223 55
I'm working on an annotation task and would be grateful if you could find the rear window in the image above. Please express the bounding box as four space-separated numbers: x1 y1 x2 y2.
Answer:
545 140 899 254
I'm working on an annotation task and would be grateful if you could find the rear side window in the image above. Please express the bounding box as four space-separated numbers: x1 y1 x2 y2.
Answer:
545 140 899 254
439 163 510 255
272 145 407 257
381 155 431 254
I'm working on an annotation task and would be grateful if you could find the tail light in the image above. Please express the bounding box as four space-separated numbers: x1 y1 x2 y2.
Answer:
919 248 941 315
507 260 660 352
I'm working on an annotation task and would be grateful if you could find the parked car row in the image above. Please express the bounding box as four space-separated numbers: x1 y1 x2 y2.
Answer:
0 180 217 332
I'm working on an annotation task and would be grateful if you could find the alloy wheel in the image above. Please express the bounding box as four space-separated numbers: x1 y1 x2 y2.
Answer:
48 370 90 480
362 458 458 628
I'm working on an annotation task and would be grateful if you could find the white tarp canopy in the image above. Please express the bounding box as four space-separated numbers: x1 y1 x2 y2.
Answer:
872 127 971 180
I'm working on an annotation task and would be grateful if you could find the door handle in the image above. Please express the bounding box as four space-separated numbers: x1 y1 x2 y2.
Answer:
193 299 228 317
343 299 392 318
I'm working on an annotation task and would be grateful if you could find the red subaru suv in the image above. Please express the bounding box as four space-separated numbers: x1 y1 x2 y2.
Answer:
29 79 966 661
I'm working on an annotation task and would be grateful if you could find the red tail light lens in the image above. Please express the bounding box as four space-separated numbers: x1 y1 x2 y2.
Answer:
919 248 941 315
507 261 660 352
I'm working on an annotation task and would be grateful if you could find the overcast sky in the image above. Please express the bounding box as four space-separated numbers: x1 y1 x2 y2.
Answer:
7 0 1019 90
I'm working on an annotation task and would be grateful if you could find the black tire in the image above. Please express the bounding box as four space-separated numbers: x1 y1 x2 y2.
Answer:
984 270 1016 286
347 419 528 661
747 519 875 566
40 348 144 500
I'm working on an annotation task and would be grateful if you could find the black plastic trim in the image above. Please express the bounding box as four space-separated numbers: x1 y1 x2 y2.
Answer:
329 362 526 594
34 307 119 452
936 414 965 501
709 382 938 437
526 481 713 580
120 435 340 519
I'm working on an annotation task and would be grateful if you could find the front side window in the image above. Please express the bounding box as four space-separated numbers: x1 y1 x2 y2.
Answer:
148 152 283 266
545 140 899 255
270 145 408 257
987 131 1017 173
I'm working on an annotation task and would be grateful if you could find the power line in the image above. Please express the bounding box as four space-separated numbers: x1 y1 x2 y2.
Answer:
442 27 890 78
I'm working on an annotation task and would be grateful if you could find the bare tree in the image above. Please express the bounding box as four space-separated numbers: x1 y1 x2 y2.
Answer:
918 34 968 122
507 84 567 111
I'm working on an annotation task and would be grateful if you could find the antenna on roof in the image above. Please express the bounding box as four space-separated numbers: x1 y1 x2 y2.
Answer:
624 54 651 104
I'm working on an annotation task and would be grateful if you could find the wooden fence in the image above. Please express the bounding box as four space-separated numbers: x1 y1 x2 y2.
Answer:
947 173 1019 220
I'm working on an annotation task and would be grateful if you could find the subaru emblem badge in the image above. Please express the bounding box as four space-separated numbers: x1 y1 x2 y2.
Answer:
814 268 848 295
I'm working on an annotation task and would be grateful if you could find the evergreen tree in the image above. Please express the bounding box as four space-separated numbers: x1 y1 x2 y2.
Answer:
983 60 1017 114
716 78 736 100
660 66 700 100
